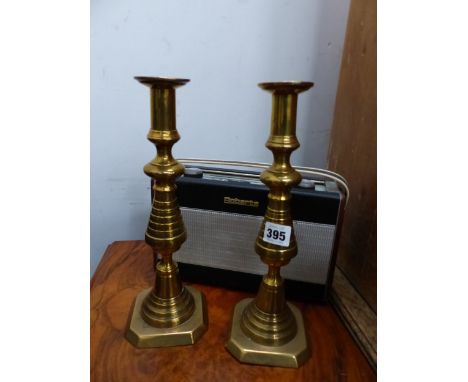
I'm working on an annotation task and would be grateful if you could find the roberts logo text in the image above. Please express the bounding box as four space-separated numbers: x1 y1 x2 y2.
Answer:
223 197 259 208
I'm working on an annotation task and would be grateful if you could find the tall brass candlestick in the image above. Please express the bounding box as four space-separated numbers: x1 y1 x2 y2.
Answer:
226 81 314 368
126 77 207 348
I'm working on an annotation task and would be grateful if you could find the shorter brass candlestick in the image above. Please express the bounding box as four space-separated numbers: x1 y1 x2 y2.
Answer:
126 76 207 348
226 81 314 368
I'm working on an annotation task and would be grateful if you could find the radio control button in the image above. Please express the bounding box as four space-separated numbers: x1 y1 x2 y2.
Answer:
314 184 327 192
298 179 315 189
184 167 203 178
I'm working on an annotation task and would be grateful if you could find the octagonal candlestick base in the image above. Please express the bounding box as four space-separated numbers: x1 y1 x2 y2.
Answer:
226 298 308 368
126 286 208 348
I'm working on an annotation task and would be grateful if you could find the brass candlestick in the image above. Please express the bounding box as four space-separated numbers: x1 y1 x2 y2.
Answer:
226 81 314 368
126 76 207 348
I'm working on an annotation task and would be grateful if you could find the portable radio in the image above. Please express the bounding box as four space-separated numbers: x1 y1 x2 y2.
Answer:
151 159 348 302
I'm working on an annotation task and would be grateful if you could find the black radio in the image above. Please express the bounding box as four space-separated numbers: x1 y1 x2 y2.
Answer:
151 160 348 302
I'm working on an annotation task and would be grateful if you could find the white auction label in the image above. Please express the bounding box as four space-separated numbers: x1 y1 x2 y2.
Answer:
263 222 292 247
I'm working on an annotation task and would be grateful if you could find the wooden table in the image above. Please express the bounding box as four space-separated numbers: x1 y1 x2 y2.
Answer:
91 241 376 381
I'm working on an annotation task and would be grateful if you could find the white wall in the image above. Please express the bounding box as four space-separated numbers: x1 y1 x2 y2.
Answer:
91 0 350 274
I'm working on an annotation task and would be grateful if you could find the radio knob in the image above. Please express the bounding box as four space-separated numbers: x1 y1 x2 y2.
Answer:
184 167 203 178
298 179 315 189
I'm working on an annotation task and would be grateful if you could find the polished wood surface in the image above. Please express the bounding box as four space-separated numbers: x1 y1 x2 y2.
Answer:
328 0 377 311
91 241 376 381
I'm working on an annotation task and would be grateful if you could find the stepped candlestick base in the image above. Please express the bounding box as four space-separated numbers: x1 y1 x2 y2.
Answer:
126 286 207 348
226 298 309 368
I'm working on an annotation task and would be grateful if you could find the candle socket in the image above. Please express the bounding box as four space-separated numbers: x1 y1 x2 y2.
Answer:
126 77 207 348
226 81 314 368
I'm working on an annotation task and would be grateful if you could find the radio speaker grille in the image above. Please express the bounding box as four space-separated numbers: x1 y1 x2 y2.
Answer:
174 208 336 284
